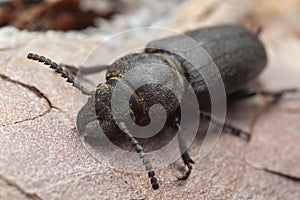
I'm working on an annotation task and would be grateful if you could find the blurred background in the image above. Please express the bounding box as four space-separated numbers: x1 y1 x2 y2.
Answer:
1 0 300 32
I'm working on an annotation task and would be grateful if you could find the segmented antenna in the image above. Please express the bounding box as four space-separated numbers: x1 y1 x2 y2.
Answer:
119 122 159 190
27 53 93 96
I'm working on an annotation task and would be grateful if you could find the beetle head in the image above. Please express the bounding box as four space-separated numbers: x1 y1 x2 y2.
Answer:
76 83 120 137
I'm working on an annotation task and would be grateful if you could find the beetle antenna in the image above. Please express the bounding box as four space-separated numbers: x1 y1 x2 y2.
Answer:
27 53 93 96
118 122 159 190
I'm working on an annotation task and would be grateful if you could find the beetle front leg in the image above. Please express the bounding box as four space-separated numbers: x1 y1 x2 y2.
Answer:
177 151 195 181
174 118 195 181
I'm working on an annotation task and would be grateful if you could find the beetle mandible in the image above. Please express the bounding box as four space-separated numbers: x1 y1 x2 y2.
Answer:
27 25 294 190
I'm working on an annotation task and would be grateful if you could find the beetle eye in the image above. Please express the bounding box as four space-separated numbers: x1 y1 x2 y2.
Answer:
129 110 136 122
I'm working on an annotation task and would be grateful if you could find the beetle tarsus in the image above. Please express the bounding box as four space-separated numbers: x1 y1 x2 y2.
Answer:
177 151 194 181
175 119 195 181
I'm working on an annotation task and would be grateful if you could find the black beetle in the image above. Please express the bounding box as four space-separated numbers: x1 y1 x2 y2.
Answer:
27 25 294 190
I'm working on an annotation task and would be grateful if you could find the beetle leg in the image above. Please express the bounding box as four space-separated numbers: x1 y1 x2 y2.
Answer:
219 87 299 141
174 118 195 181
228 88 298 103
256 88 299 103
118 122 159 190
199 111 251 141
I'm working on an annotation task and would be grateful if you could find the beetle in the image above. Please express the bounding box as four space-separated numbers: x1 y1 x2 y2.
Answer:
27 25 295 190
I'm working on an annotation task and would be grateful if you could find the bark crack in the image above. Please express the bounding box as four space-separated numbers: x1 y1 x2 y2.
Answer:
243 159 300 183
243 98 300 182
0 73 60 125
263 168 300 182
0 175 42 200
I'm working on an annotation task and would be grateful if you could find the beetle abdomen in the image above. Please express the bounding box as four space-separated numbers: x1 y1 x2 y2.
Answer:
146 25 267 96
